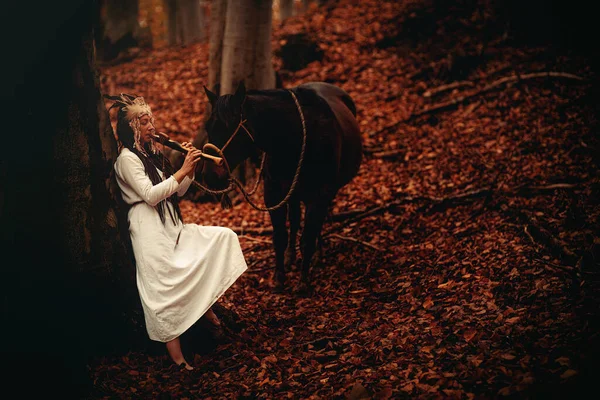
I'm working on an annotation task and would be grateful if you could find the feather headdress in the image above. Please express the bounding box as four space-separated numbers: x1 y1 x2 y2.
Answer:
105 93 157 155
106 93 152 119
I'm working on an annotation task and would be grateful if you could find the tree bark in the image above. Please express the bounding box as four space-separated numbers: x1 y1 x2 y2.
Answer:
167 0 179 45
279 0 294 20
208 0 228 94
167 0 206 46
100 0 141 60
303 0 311 12
220 0 256 183
181 0 205 44
220 0 275 93
103 0 140 43
198 0 275 186
190 0 228 165
220 0 257 95
1 1 140 396
246 0 275 90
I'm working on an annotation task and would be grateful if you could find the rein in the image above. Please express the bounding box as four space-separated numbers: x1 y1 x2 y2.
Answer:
189 89 307 212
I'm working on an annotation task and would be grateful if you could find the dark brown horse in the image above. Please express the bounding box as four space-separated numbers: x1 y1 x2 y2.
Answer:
201 81 362 291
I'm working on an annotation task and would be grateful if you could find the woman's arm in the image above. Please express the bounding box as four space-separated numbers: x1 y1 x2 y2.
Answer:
116 154 180 206
176 172 195 197
176 141 200 196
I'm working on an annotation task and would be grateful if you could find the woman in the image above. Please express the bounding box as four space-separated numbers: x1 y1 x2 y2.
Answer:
110 94 248 370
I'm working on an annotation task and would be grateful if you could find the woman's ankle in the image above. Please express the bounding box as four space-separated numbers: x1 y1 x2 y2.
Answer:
205 308 221 326
168 354 193 370
165 337 192 368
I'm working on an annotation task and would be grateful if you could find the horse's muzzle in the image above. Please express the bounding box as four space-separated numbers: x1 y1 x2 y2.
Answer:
201 163 230 190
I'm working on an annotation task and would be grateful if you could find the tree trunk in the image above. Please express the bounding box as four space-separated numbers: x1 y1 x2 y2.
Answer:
167 0 206 46
220 0 256 183
198 0 275 188
246 0 275 90
220 0 276 97
181 0 205 44
220 0 256 95
167 0 179 45
220 0 275 96
100 0 141 60
192 0 228 163
303 0 311 12
1 1 140 396
208 0 227 95
279 0 294 21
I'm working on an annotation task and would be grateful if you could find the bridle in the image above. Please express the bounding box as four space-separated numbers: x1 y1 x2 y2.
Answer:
202 117 254 176
199 89 307 212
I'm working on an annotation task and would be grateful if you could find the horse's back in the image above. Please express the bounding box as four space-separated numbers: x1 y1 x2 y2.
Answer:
298 82 357 116
296 82 362 186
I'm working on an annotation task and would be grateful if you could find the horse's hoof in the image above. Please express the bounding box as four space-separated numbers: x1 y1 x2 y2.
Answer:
273 272 286 292
297 281 313 296
274 281 286 294
284 251 296 270
310 254 322 270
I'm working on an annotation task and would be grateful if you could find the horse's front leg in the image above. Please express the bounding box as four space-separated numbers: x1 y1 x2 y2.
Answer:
285 200 301 270
266 190 289 289
299 200 329 293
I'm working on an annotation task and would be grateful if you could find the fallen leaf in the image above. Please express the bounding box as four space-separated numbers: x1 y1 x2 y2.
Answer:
560 369 577 379
464 330 477 342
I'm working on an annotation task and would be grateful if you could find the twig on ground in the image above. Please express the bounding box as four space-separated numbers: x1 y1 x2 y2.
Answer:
231 227 273 235
523 225 537 246
412 72 586 119
369 71 587 135
372 148 406 159
293 336 340 349
238 235 273 244
247 257 275 272
326 233 384 252
423 81 475 97
535 257 576 273
331 182 581 229
329 208 367 222
504 206 579 265
516 183 578 192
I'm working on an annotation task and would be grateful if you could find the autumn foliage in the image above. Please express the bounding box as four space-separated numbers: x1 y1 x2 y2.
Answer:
94 0 599 398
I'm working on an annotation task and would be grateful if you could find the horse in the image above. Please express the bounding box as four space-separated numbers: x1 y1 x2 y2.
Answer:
201 81 362 292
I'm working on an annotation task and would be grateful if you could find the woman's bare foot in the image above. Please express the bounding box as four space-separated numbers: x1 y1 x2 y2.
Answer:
166 337 194 370
204 308 221 327
178 361 194 371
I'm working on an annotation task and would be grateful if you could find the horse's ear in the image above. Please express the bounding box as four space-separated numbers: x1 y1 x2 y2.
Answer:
233 80 246 107
204 85 218 107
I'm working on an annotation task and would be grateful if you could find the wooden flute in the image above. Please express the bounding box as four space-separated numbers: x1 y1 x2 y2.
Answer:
152 132 223 166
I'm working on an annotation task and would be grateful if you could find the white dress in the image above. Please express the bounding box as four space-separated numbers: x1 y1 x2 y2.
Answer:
114 147 248 342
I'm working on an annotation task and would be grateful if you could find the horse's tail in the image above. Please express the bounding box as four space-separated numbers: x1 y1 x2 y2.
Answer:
340 93 357 117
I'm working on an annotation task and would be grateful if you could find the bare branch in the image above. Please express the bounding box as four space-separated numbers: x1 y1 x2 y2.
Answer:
231 226 273 235
326 233 384 252
423 81 475 98
238 235 273 244
368 71 588 135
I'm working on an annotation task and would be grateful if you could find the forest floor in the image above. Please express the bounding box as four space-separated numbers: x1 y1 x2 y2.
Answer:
93 0 599 398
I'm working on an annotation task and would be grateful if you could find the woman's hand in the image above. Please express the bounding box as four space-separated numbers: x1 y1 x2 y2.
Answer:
174 144 202 183
182 147 202 174
181 141 195 151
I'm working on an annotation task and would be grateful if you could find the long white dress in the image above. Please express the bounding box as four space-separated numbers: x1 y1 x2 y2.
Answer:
114 147 248 342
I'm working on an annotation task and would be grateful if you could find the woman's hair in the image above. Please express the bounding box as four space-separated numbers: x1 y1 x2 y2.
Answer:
116 108 183 225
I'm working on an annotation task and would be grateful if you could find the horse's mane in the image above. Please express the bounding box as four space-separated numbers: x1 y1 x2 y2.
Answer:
213 89 288 120
213 94 237 123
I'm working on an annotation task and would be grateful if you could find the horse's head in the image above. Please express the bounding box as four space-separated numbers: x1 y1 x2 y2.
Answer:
201 81 254 189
